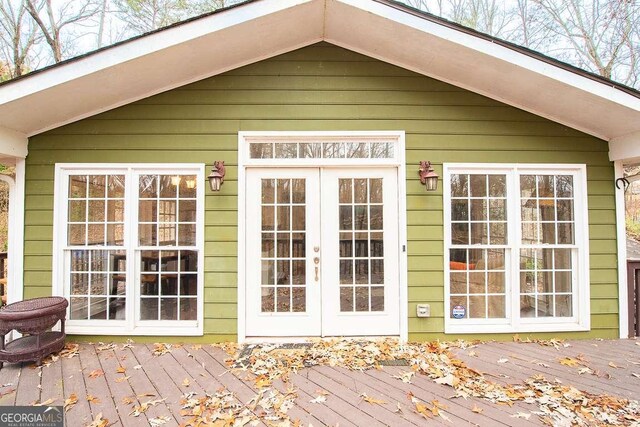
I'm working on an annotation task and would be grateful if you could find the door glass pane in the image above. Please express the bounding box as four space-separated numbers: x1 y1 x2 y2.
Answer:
338 178 384 312
261 178 307 313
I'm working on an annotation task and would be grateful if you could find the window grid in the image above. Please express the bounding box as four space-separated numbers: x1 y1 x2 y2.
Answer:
69 249 126 320
519 248 573 318
61 167 202 332
260 178 307 313
449 173 508 320
249 141 394 160
139 249 198 321
67 174 125 247
137 174 199 322
338 178 385 313
446 166 585 331
138 175 197 247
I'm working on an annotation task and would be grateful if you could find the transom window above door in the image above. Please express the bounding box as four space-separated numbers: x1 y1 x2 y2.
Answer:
54 165 204 336
241 131 403 166
444 164 590 334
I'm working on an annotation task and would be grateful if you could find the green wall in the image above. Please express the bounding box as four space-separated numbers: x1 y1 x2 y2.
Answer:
23 43 618 341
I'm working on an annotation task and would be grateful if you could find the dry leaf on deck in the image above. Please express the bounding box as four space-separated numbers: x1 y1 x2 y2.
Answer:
360 393 386 405
88 413 108 427
608 362 619 369
116 366 126 373
631 373 640 378
115 376 131 383
497 357 509 364
468 350 477 357
309 395 327 404
149 416 171 426
133 364 142 370
434 374 459 387
392 371 414 383
558 357 579 367
64 393 78 412
87 394 101 404
182 378 190 387
33 398 55 406
472 405 483 413
88 369 104 378
122 396 135 405
511 412 531 420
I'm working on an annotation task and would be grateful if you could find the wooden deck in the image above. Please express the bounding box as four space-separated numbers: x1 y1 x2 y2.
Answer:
0 339 637 426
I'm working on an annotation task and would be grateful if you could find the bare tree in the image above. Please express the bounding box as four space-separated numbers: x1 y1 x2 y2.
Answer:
0 0 38 78
532 0 640 86
24 0 99 63
114 0 191 33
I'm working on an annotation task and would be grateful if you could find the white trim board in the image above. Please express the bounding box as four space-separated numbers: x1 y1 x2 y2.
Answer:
614 161 629 338
237 131 408 342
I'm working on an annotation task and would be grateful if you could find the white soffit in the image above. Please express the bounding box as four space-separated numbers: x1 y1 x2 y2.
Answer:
0 0 323 136
0 0 639 157
325 0 640 143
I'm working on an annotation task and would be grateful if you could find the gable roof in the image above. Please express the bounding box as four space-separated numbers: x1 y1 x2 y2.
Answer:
0 0 639 161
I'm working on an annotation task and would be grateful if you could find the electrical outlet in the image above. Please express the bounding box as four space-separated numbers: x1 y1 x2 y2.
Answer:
416 304 431 318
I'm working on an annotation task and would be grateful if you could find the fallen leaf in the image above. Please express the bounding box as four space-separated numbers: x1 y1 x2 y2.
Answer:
33 398 55 406
472 405 483 413
64 393 78 412
511 412 531 420
87 394 101 404
87 413 108 427
309 395 327 404
578 367 593 375
149 416 171 426
608 361 619 369
434 374 459 387
133 365 142 370
122 396 135 405
88 369 104 379
631 373 640 378
360 393 386 405
182 378 190 387
116 366 126 374
536 362 551 368
559 357 579 367
497 357 509 364
115 376 131 383
468 350 477 357
392 371 414 383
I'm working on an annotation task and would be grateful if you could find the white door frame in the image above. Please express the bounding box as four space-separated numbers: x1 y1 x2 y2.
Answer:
237 131 408 342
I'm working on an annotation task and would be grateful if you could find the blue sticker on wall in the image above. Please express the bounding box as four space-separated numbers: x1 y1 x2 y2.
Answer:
452 305 466 319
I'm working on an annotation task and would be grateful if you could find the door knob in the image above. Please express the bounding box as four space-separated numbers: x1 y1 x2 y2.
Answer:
314 257 320 281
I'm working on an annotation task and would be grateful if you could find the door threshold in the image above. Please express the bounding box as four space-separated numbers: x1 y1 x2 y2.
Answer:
242 335 401 344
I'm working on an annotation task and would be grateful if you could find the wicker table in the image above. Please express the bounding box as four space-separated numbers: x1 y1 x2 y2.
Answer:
0 297 68 368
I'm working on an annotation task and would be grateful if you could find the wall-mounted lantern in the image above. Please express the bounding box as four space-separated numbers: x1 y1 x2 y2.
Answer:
418 161 439 191
208 161 226 192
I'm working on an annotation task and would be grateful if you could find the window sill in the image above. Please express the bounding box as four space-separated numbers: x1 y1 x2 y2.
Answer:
65 323 204 336
445 322 590 334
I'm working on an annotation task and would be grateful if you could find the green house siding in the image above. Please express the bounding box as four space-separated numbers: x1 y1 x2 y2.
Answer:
23 43 618 341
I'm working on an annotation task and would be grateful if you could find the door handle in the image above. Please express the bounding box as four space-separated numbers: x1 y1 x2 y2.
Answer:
314 257 320 281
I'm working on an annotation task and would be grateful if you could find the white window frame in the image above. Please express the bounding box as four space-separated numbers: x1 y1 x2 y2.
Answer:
53 163 205 336
443 163 590 334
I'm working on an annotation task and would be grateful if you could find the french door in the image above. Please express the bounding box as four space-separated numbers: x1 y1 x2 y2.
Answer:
245 168 400 337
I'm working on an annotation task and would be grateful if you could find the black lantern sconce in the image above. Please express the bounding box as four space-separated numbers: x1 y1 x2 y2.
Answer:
208 161 226 192
418 161 439 191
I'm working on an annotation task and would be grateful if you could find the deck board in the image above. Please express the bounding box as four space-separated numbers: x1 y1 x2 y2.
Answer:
0 338 637 426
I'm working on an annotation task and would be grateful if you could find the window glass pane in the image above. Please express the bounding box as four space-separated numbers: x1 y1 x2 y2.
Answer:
520 174 575 245
250 143 273 159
